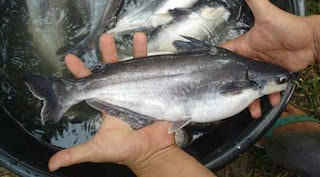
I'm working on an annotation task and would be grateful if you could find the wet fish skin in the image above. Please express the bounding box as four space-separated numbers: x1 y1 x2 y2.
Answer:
147 3 231 54
55 0 123 61
107 0 199 35
26 0 123 71
118 2 231 60
24 37 292 133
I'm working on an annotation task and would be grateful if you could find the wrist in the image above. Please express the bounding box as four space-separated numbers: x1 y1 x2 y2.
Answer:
129 146 215 177
128 145 178 173
305 15 320 64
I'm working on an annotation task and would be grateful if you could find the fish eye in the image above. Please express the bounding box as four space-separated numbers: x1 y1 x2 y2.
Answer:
279 76 288 84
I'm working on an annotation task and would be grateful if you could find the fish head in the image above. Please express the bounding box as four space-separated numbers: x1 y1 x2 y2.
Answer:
247 64 294 95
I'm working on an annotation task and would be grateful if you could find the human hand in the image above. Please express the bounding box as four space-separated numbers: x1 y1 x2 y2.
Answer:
222 0 317 72
48 33 176 172
222 0 319 118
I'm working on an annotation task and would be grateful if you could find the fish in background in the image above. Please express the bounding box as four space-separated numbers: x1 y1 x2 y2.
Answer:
147 3 231 55
116 2 232 60
26 0 70 72
56 0 123 68
107 0 199 35
27 0 123 70
24 37 293 133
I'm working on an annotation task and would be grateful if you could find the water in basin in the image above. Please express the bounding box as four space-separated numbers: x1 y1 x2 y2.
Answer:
0 0 253 149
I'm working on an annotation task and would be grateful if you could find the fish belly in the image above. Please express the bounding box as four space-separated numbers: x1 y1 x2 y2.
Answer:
189 89 260 122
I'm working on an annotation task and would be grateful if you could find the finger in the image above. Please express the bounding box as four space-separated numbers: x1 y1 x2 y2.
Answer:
268 93 281 107
100 33 118 63
48 142 97 171
220 35 240 52
65 54 92 79
133 32 147 58
249 99 262 118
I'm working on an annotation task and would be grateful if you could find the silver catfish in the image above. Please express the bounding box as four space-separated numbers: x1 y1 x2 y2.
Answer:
54 0 123 62
118 2 231 60
147 3 231 54
24 37 293 133
107 0 199 35
26 0 123 69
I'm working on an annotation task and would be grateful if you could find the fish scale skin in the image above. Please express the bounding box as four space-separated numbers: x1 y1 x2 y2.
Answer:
71 50 264 123
25 43 291 127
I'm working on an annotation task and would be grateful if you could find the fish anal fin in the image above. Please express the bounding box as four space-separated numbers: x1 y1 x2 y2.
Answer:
169 118 191 134
86 99 111 113
86 99 155 129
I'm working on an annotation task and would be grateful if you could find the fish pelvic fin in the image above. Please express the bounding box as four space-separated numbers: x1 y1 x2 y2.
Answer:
24 74 74 125
169 118 191 134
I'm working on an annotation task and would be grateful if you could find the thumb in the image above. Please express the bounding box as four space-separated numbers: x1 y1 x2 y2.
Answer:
48 142 97 171
220 33 257 58
245 0 270 19
246 0 280 21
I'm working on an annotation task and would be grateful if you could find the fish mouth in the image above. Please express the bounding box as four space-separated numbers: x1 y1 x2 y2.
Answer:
258 81 288 96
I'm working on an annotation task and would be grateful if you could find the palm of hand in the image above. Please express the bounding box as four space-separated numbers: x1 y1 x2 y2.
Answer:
88 115 175 165
246 13 314 71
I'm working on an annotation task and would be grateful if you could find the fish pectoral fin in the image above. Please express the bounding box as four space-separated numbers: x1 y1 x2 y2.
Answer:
169 119 191 134
172 36 211 53
219 81 251 96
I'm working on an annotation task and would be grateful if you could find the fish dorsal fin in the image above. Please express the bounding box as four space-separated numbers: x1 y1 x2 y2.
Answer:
172 36 212 53
168 8 192 18
168 118 191 134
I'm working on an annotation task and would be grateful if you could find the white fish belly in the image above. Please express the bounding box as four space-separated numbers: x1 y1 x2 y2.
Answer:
189 89 261 122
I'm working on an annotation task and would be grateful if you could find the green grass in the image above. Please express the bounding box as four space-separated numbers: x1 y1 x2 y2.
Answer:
0 167 17 177
292 64 320 118
307 0 320 14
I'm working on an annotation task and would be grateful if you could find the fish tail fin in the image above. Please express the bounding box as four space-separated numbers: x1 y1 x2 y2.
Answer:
24 74 73 125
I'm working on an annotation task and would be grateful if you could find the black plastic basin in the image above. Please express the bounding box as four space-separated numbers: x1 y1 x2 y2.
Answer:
0 0 305 176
